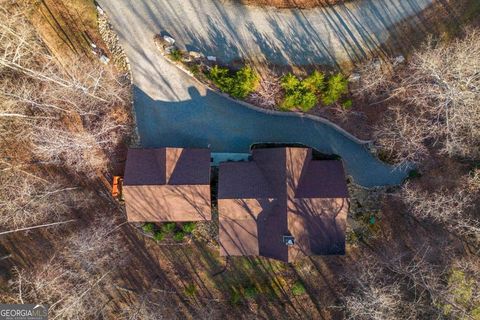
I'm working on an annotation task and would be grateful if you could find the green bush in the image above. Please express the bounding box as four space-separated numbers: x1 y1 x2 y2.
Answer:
244 285 258 299
173 231 185 242
188 64 200 75
408 169 422 179
208 65 259 99
142 223 155 234
440 268 478 318
169 49 183 61
153 230 165 242
280 71 325 111
322 73 348 105
342 99 353 109
229 290 242 305
280 73 301 92
291 281 306 296
234 66 259 98
182 222 197 234
161 222 176 234
184 283 197 297
303 70 325 92
281 90 317 111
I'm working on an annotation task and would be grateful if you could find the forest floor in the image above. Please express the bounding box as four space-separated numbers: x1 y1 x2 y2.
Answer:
0 1 477 319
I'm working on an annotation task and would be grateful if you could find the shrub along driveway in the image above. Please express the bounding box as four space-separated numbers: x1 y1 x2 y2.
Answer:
96 0 431 186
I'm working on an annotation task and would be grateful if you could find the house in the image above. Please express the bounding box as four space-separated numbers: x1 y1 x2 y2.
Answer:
122 148 211 222
218 147 349 262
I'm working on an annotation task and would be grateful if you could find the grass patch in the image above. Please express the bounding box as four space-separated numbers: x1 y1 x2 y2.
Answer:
342 99 353 109
184 283 197 297
439 267 479 318
169 48 183 61
291 281 306 296
243 284 258 299
229 290 242 305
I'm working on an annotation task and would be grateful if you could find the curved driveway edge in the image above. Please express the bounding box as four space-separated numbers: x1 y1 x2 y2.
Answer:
163 53 373 145
97 0 422 187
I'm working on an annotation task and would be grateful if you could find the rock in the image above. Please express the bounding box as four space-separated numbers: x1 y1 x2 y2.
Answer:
100 55 110 64
349 73 360 82
164 45 176 54
96 5 105 16
393 55 405 65
97 12 131 76
207 56 217 62
163 35 175 45
189 51 203 59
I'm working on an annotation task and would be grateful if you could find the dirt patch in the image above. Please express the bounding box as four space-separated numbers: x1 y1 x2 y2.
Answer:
26 0 106 65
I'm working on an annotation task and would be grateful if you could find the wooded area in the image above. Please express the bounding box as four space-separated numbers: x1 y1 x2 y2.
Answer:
0 1 478 319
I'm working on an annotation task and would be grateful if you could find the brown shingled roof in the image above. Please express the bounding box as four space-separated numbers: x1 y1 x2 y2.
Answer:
218 147 348 262
123 148 211 222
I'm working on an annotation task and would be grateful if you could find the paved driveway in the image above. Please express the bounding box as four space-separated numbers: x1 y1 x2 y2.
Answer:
97 0 429 186
100 0 433 67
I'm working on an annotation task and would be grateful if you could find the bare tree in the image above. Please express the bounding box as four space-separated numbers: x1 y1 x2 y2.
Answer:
374 105 431 165
467 168 480 192
0 2 132 177
398 31 480 160
439 257 480 319
29 116 126 177
345 248 480 320
402 182 480 240
119 283 170 320
9 215 127 319
358 29 480 166
352 59 396 103
383 249 480 320
0 161 89 229
344 257 419 320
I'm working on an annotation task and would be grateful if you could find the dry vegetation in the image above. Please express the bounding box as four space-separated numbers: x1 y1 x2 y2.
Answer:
0 1 478 319
0 1 133 317
340 27 480 319
236 0 350 9
355 30 480 166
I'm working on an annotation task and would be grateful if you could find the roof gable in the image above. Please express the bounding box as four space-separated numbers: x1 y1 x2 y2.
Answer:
124 148 166 185
295 161 349 198
165 148 211 185
218 162 274 199
124 148 211 186
218 147 349 262
123 148 212 222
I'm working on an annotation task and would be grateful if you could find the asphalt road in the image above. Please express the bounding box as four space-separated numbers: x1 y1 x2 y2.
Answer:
97 0 430 186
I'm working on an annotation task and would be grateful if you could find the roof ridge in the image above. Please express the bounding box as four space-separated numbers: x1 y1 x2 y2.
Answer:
293 153 312 200
252 159 277 199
